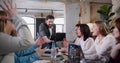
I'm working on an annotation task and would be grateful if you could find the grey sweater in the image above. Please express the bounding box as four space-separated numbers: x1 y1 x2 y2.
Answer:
0 15 33 63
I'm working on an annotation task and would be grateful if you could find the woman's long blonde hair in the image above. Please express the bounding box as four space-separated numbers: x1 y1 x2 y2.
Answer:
0 11 17 36
0 11 7 33
95 21 110 36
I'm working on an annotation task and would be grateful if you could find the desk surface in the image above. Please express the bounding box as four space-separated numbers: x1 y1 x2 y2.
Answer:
33 48 68 63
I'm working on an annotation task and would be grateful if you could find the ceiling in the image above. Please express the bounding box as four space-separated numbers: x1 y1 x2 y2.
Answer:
14 0 69 17
1 0 112 17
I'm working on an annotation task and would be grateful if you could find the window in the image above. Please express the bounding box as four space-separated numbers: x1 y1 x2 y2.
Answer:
22 17 65 38
54 18 65 33
22 17 35 38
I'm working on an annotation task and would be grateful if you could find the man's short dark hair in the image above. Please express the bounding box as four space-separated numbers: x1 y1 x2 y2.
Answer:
45 15 54 20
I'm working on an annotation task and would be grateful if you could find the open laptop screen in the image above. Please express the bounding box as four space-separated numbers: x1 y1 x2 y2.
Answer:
55 33 66 41
68 43 85 63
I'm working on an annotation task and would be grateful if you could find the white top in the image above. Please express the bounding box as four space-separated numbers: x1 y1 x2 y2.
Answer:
74 37 94 53
74 37 81 45
94 34 116 57
84 34 116 60
49 28 52 39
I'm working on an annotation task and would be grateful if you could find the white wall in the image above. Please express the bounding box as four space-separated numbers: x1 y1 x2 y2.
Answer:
65 3 80 41
80 1 90 23
112 0 120 18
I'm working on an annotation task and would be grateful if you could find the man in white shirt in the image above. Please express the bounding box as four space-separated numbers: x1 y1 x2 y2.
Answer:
39 15 56 49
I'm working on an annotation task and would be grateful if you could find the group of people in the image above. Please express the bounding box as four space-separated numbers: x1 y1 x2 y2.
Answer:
0 0 120 63
63 19 120 63
0 0 55 63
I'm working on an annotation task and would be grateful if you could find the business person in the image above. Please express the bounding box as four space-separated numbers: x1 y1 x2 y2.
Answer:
107 18 120 63
75 24 94 54
84 21 116 63
0 0 33 63
39 15 56 49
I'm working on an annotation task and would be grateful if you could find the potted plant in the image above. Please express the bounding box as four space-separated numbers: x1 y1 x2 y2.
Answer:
97 5 115 32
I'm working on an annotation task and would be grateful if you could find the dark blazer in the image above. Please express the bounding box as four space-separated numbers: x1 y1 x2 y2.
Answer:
39 23 56 41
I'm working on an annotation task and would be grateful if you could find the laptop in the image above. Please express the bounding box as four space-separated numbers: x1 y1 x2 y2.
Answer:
68 43 85 63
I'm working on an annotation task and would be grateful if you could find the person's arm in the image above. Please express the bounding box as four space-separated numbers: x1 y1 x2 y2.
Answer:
0 0 33 54
15 48 46 63
84 53 98 60
15 52 39 63
0 32 33 54
15 37 45 57
84 43 96 55
12 14 34 45
39 23 47 37
0 15 34 54
106 44 120 63
39 23 52 42
97 36 115 56
82 38 94 52
15 44 38 57
111 44 120 59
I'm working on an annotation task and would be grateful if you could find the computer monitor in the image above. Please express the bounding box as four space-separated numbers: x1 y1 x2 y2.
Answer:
55 33 66 41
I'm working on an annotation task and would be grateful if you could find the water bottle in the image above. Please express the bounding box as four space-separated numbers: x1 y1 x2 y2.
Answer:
69 46 76 63
51 42 56 63
52 42 56 49
51 42 56 58
51 48 55 62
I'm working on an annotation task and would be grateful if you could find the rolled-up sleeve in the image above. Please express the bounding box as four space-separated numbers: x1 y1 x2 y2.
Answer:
15 52 39 63
15 44 38 57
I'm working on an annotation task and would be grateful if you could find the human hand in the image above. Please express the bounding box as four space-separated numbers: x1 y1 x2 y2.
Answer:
36 37 44 46
35 47 46 56
111 44 120 58
0 0 17 17
42 36 52 43
10 22 17 36
63 38 69 48
10 30 18 36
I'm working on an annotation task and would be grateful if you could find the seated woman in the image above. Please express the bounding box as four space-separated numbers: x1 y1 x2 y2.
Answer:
107 18 120 63
0 0 35 62
84 21 116 62
0 2 47 63
0 10 46 63
62 24 94 54
75 24 94 53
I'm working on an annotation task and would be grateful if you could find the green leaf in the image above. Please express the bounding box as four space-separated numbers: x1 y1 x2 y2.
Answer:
97 5 112 16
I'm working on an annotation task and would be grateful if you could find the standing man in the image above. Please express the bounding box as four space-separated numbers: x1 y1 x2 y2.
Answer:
39 15 56 49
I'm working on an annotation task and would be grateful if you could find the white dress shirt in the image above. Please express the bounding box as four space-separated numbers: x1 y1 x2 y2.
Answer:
49 28 52 39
